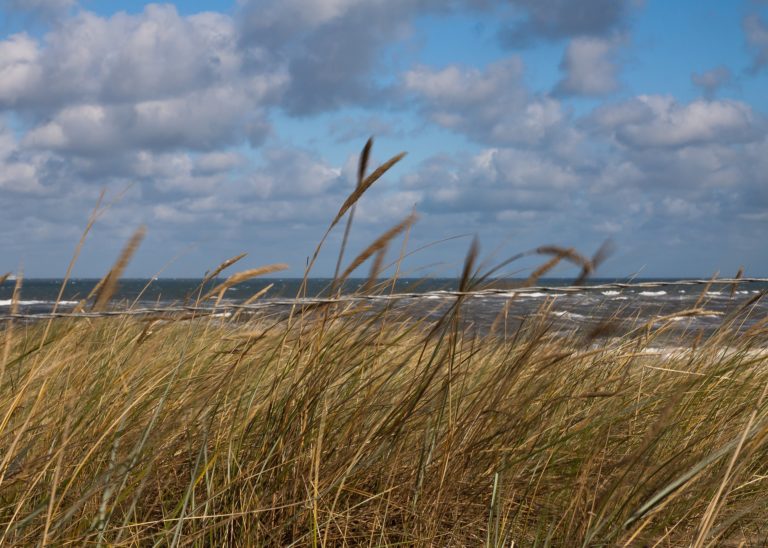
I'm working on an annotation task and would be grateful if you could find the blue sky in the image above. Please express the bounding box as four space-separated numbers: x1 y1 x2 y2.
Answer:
1 0 767 279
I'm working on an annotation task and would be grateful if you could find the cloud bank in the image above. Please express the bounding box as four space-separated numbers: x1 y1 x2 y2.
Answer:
0 0 766 277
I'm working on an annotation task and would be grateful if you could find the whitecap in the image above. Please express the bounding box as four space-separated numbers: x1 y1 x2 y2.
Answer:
601 290 620 296
505 292 559 298
639 291 667 297
552 311 587 320
0 299 78 306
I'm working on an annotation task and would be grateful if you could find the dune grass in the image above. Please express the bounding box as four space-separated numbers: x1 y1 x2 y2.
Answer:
1 293 767 546
1 141 768 546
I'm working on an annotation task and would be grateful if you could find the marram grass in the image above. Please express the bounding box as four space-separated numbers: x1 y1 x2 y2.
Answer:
1 299 767 546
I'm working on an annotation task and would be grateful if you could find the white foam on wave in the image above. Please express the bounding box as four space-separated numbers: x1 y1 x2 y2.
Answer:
639 291 667 297
663 313 722 323
706 291 723 296
503 292 563 299
602 290 620 296
552 310 587 320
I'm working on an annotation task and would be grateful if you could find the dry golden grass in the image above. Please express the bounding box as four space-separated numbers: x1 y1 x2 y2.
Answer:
0 298 767 546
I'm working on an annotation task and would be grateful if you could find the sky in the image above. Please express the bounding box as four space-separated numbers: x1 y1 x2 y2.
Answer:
0 0 767 279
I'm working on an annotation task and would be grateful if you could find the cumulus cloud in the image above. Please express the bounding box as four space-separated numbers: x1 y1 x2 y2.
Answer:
0 1 766 276
403 147 579 216
403 58 573 148
22 88 274 155
250 147 343 198
499 0 633 47
237 0 473 115
0 120 44 193
0 5 286 155
591 96 764 149
0 6 263 110
691 65 732 97
395 86 768 269
0 33 42 107
744 13 768 73
554 36 623 96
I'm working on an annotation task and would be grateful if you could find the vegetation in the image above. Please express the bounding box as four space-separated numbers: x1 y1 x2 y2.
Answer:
1 141 767 546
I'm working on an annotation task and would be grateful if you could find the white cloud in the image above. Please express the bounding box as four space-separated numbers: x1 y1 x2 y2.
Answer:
0 121 44 193
22 86 277 154
194 152 245 175
403 58 526 105
1 5 287 157
254 147 343 198
0 33 42 106
593 96 764 149
0 7 249 108
405 146 580 218
403 58 570 147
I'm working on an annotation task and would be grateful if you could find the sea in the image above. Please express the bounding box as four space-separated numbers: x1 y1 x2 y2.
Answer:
1 278 767 340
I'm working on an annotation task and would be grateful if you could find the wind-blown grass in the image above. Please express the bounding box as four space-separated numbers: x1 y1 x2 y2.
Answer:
1 140 767 545
1 296 767 546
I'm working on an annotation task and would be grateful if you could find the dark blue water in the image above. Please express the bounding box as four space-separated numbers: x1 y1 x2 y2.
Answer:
2 278 767 338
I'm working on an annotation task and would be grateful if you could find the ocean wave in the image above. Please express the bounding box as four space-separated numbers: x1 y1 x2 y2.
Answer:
552 310 587 320
664 313 722 323
638 291 667 297
0 300 79 307
601 290 620 296
503 292 563 299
